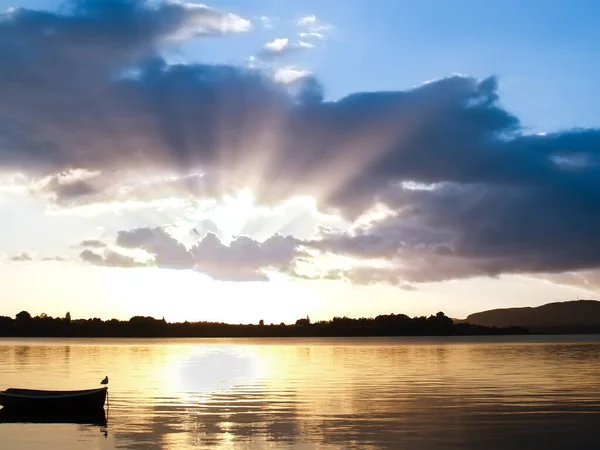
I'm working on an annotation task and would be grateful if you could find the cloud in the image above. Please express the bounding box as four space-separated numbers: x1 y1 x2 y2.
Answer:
298 32 324 40
258 38 314 59
41 255 67 262
338 267 417 290
2 1 600 288
297 15 330 33
117 226 194 270
79 239 108 248
114 226 303 281
263 38 289 53
297 15 317 27
9 252 67 262
540 270 600 291
10 252 33 261
0 0 250 75
253 14 327 61
0 0 255 176
306 171 600 285
31 172 222 211
31 169 103 204
79 249 149 268
191 232 303 281
167 2 252 37
273 67 311 84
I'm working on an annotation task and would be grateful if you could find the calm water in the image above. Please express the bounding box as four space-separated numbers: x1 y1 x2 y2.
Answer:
1 336 600 449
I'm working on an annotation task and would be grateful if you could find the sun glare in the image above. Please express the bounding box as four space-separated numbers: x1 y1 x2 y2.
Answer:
208 188 257 241
103 264 317 324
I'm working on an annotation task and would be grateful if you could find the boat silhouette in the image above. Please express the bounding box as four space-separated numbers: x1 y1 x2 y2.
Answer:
0 380 108 425
0 387 107 411
0 406 107 426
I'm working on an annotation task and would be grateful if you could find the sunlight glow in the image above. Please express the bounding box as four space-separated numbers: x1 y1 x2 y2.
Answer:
208 188 257 241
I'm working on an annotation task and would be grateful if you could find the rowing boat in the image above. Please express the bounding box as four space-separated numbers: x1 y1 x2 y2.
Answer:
0 387 107 412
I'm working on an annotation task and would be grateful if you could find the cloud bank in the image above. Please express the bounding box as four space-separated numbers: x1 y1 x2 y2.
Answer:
2 0 600 288
82 227 303 281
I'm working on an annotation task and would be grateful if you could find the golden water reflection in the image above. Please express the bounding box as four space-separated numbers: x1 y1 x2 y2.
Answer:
1 336 600 449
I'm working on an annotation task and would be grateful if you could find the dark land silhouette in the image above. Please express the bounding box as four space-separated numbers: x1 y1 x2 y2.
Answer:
0 311 526 338
464 300 600 333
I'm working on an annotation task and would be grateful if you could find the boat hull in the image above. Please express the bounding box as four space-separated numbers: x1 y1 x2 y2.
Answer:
0 387 107 413
0 407 107 426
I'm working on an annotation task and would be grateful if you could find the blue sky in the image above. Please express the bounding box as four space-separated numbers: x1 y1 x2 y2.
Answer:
0 0 599 323
165 0 599 131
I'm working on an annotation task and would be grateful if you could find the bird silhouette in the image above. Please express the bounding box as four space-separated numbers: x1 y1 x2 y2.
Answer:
101 376 109 385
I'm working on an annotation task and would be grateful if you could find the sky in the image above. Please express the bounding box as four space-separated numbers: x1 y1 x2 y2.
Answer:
1 0 600 324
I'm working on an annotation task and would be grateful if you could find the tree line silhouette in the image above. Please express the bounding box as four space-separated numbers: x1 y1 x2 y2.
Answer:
0 311 527 337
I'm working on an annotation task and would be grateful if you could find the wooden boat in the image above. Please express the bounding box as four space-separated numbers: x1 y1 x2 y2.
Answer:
0 387 107 412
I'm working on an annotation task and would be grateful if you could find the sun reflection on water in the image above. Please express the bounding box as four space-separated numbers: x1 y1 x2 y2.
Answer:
2 337 600 449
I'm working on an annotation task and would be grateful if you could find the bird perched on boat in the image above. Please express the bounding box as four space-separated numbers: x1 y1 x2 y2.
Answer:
101 376 109 385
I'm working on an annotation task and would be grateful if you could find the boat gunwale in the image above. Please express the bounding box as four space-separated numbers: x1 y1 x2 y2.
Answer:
0 387 107 400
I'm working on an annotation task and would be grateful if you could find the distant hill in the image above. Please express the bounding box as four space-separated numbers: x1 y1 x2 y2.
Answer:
465 300 600 333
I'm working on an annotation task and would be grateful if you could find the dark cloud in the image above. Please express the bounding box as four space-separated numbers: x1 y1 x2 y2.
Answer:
79 248 149 268
32 170 103 203
309 174 600 284
115 227 302 281
2 0 250 61
0 0 257 176
2 1 600 286
117 226 194 269
191 232 303 281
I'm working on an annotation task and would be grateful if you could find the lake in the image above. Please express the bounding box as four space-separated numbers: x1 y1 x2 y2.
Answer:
1 336 599 449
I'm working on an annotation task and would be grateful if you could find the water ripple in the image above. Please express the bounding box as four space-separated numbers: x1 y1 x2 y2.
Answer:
1 336 600 449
